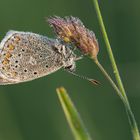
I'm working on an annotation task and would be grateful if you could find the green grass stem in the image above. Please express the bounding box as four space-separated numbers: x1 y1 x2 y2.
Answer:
92 0 140 139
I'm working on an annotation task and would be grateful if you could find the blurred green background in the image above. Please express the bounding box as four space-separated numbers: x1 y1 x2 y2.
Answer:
0 0 140 140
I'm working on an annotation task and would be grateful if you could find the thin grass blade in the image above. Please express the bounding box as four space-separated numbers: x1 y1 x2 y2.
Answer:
56 87 92 140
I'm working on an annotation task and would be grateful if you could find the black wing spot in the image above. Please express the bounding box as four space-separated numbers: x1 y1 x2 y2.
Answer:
34 72 37 75
24 69 27 72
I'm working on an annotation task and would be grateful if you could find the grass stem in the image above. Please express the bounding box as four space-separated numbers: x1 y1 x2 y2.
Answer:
92 0 140 139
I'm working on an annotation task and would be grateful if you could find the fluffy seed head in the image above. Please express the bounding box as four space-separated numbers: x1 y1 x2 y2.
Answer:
48 16 99 59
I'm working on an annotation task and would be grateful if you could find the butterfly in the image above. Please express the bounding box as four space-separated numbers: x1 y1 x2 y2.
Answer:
0 30 99 85
0 31 78 84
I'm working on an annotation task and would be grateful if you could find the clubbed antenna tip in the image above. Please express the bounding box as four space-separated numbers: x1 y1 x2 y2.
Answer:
66 70 100 86
89 79 100 86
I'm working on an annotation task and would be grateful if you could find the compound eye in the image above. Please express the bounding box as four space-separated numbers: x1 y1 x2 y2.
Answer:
65 63 76 72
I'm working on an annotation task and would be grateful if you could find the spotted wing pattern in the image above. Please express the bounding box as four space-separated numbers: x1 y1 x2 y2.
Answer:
0 31 63 84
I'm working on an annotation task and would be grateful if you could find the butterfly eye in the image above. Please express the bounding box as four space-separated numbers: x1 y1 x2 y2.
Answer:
65 63 76 72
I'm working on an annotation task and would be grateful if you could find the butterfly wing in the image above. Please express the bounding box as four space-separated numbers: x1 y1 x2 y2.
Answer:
0 31 63 84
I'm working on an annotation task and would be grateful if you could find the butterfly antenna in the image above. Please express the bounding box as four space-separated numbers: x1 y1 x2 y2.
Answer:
66 70 100 85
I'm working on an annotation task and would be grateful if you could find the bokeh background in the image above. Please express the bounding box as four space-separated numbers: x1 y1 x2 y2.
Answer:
0 0 140 140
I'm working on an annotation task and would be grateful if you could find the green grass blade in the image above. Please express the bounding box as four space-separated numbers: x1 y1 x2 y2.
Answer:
56 87 92 140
